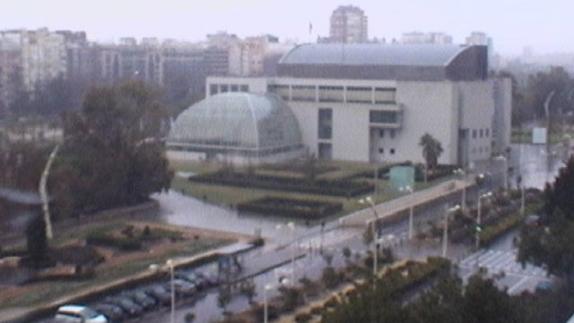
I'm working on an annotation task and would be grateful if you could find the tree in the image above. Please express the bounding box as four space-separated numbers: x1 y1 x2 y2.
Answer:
50 81 173 217
419 133 443 170
518 157 574 284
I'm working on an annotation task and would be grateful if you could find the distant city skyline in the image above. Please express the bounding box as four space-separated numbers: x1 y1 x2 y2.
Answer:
1 0 572 55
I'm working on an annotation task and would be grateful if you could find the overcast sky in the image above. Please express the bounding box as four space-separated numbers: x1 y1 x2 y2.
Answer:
1 0 572 55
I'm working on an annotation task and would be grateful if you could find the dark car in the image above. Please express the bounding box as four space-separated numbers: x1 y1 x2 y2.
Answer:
92 303 126 322
102 297 143 317
164 279 196 297
176 270 211 290
123 291 156 310
142 284 171 305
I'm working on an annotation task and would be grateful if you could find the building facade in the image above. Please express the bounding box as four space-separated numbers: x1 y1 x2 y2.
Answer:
401 32 453 45
329 6 368 44
205 44 512 167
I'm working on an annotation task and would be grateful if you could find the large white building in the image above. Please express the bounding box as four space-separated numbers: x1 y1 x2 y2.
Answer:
170 43 511 167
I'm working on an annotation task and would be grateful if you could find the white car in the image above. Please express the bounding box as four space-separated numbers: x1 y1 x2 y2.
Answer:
54 305 108 323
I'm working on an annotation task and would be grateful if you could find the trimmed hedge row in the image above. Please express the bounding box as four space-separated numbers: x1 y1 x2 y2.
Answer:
237 197 343 219
190 171 374 197
85 231 142 251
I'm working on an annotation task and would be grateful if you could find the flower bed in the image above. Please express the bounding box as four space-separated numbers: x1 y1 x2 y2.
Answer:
189 171 374 197
237 197 343 219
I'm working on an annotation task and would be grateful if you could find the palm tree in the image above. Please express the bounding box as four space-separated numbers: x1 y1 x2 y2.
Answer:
419 133 443 171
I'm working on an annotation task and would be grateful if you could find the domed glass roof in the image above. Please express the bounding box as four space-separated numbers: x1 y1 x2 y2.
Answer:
168 92 303 154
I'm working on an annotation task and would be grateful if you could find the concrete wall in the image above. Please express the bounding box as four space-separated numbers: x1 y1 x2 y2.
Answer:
457 81 496 164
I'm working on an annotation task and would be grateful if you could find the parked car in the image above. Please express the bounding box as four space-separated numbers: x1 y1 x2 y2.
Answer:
102 297 143 317
176 270 211 290
53 305 108 323
165 279 196 297
92 303 125 322
142 284 171 305
123 290 156 310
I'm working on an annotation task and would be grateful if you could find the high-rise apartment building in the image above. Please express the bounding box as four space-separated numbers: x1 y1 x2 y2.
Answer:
329 5 368 43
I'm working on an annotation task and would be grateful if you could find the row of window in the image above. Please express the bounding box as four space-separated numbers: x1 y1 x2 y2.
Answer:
471 146 490 154
378 129 397 139
209 83 249 95
378 148 397 155
268 84 397 104
471 128 490 139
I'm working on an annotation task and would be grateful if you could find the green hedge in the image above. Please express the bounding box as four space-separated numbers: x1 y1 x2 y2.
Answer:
237 197 343 219
85 231 142 251
190 171 373 197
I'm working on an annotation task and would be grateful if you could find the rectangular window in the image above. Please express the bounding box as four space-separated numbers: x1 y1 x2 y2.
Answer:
472 129 477 138
379 129 384 138
318 86 344 103
209 84 218 96
268 84 290 101
390 129 396 138
479 129 484 138
379 148 384 154
370 110 398 124
346 86 372 103
318 143 333 160
230 84 238 92
485 129 490 137
221 84 229 93
240 85 249 92
390 148 396 155
374 88 396 104
318 108 333 140
291 85 316 102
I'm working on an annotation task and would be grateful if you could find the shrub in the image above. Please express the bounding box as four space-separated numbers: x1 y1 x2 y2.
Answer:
85 231 142 251
26 215 48 267
295 312 313 322
324 296 339 308
184 312 195 323
310 305 323 316
237 197 343 219
322 266 340 289
278 286 304 312
190 171 374 197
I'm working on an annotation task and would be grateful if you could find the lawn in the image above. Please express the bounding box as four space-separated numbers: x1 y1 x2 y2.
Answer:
170 159 453 224
0 221 232 310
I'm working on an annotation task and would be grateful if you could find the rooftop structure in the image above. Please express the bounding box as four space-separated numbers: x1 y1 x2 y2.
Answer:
277 43 488 81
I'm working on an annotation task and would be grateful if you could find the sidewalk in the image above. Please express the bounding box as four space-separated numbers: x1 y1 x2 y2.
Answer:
344 179 471 227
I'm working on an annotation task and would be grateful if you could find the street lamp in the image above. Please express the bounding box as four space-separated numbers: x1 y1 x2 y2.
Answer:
276 222 296 284
359 196 379 276
475 192 493 268
494 155 508 191
453 168 467 211
399 185 415 240
263 283 273 323
166 259 175 323
263 278 290 323
442 205 461 258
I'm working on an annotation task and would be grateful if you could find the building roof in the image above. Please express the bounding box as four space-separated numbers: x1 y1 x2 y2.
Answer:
280 43 468 66
167 92 303 153
278 43 488 81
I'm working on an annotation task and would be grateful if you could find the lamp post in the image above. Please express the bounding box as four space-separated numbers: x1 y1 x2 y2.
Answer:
359 196 379 276
263 283 273 323
442 205 461 258
454 168 467 211
399 185 415 240
475 192 492 267
276 222 297 284
166 259 175 323
263 277 289 323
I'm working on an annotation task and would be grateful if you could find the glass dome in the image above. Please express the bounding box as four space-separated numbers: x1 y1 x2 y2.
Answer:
168 92 303 156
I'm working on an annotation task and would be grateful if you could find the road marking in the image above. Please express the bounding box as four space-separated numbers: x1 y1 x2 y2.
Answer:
508 276 530 294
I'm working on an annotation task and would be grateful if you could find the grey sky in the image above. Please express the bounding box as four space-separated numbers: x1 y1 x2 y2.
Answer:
1 0 572 55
